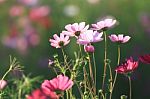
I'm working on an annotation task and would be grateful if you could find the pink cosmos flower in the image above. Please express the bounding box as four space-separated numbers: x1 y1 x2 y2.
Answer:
49 33 70 48
91 18 116 31
109 34 131 43
139 54 150 64
77 30 103 45
0 80 7 90
41 75 73 93
115 57 138 74
27 89 49 99
62 22 89 37
84 45 95 53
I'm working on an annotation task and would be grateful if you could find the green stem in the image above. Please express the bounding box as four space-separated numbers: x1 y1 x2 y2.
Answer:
66 90 69 99
117 45 120 65
109 45 120 99
92 53 97 94
102 31 107 90
79 44 82 57
61 48 66 64
108 64 113 99
87 53 96 95
18 88 22 99
128 76 132 99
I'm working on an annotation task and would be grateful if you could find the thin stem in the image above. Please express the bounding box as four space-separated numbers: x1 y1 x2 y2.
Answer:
109 72 117 99
117 45 120 65
108 64 113 99
109 45 120 99
102 31 107 90
128 76 132 99
92 53 97 94
61 48 67 64
87 53 96 95
66 90 69 99
75 81 83 98
83 67 94 98
78 44 82 57
18 88 22 99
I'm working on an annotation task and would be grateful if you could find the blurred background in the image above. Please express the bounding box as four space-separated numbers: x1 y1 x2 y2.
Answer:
0 0 150 98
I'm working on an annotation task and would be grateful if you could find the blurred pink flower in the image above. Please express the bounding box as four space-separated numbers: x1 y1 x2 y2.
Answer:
91 18 116 31
49 33 70 48
77 30 103 45
29 6 50 20
0 80 7 90
18 0 38 6
16 37 28 54
41 75 73 92
27 89 48 99
115 57 138 74
9 5 24 17
27 88 58 99
62 22 89 37
0 0 5 3
109 34 131 43
139 54 150 64
28 33 40 46
84 45 95 53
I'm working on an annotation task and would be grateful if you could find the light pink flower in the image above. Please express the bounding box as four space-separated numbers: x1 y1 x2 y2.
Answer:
115 57 138 74
41 75 73 92
0 80 7 90
49 33 70 48
92 18 116 31
77 30 103 45
62 22 89 37
109 34 131 43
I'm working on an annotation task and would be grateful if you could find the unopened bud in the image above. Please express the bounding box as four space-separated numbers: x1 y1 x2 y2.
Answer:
0 80 7 90
84 45 95 53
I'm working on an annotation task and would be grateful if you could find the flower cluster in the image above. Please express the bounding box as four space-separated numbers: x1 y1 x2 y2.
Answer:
1 17 150 99
28 17 150 99
1 0 51 55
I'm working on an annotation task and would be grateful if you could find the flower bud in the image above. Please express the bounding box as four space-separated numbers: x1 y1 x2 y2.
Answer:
0 80 7 90
84 45 95 53
120 95 127 99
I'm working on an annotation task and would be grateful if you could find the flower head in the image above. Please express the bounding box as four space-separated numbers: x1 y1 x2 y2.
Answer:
49 33 70 48
62 22 89 37
109 34 131 44
41 75 73 92
139 54 150 64
91 18 116 31
0 80 7 90
115 57 138 74
77 30 103 45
